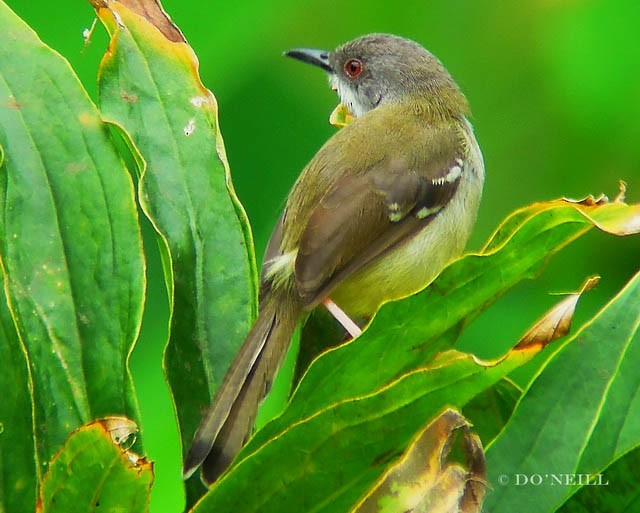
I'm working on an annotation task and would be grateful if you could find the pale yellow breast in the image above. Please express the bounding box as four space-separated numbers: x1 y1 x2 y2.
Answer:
330 121 484 317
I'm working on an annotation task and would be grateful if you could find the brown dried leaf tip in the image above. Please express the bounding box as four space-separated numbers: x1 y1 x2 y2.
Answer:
97 416 147 467
516 275 600 350
563 180 630 206
101 416 138 448
89 0 185 43
563 193 609 207
614 180 627 203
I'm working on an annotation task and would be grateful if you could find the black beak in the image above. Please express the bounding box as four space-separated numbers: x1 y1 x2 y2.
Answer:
284 48 333 73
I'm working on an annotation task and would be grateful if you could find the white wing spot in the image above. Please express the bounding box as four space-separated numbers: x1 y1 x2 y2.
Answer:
432 164 462 186
447 165 462 182
184 118 196 136
389 202 400 212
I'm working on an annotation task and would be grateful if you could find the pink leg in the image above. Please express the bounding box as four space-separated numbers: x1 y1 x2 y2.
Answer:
322 298 362 338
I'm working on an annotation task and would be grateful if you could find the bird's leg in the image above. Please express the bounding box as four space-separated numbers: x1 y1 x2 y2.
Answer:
322 297 362 338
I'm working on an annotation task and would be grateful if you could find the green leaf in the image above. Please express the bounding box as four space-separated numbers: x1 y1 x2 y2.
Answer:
192 340 547 513
193 255 604 512
0 0 145 474
38 418 153 513
484 270 640 513
558 447 640 513
463 379 521 446
0 276 36 513
91 1 258 477
241 199 640 459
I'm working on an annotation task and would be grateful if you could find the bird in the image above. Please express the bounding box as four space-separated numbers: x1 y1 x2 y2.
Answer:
183 33 485 484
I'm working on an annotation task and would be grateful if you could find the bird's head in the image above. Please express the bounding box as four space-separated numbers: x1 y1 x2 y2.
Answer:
285 33 468 119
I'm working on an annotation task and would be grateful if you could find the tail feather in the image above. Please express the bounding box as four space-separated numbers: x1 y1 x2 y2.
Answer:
201 353 265 483
183 297 298 482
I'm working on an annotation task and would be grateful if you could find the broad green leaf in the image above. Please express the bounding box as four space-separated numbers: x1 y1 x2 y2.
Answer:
192 337 549 513
91 0 258 477
558 446 640 513
484 270 640 513
195 263 600 512
351 409 485 513
38 418 153 513
0 277 36 513
0 0 144 474
463 379 521 446
241 199 640 459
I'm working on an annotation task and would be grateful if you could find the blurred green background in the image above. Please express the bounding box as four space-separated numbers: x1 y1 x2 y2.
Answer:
8 0 639 511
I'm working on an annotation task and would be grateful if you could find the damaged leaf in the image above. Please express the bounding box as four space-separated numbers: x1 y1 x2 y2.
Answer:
515 275 599 349
89 0 185 42
101 415 139 448
351 409 486 513
480 194 640 254
37 418 153 513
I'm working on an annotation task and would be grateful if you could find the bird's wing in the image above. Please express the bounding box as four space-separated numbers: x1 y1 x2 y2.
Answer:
294 146 465 308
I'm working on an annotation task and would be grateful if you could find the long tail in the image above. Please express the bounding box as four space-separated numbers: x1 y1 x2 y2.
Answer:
183 295 298 483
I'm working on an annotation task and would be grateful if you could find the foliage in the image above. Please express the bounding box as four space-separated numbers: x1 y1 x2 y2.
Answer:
0 1 639 512
37 418 153 513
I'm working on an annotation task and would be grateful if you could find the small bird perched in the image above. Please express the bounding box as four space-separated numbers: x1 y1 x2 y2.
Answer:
184 33 484 483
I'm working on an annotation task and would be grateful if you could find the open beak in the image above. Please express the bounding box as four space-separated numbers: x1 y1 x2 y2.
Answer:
284 48 333 73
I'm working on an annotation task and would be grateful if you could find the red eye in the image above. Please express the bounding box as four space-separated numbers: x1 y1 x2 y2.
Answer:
344 58 363 78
